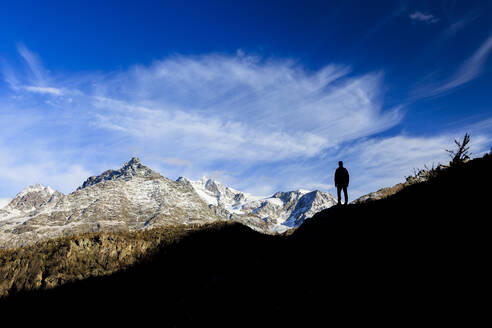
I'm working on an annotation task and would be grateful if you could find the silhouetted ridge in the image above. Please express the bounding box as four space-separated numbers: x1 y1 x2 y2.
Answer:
2 154 490 326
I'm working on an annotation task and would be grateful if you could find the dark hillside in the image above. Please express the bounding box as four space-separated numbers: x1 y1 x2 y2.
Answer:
1 154 490 326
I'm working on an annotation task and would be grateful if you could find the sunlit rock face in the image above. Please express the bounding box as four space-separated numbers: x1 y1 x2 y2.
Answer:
0 158 216 249
0 157 337 248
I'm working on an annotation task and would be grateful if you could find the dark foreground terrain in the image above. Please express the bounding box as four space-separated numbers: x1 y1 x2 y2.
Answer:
1 155 490 326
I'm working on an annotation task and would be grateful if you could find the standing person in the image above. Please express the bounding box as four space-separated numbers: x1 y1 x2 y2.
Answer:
335 161 349 205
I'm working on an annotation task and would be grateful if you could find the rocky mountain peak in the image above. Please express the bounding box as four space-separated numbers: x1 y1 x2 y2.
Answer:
17 184 53 197
6 184 63 212
122 157 141 169
77 157 161 190
16 184 59 199
203 178 236 197
272 189 308 202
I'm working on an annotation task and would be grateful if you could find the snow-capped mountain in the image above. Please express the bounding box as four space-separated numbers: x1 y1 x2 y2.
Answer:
77 157 162 189
176 177 261 214
0 158 337 248
4 184 64 213
177 177 337 233
0 158 216 248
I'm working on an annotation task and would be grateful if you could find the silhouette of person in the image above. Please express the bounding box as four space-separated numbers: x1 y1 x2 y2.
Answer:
335 161 349 205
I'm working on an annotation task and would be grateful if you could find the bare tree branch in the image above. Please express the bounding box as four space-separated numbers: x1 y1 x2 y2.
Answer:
446 133 471 166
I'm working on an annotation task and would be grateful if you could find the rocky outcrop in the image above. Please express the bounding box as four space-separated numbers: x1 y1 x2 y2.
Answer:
353 164 450 204
77 157 161 190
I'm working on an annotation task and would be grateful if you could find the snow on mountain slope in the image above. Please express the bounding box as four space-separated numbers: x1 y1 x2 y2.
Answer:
77 157 162 190
177 177 337 233
0 157 337 248
8 184 63 211
0 199 10 209
0 158 216 249
0 184 64 224
176 177 261 214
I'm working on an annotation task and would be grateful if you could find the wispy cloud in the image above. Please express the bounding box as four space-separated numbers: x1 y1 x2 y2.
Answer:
161 157 192 168
17 43 46 84
0 139 92 196
1 58 20 90
442 13 480 39
223 126 492 198
413 35 492 99
1 45 491 200
24 85 63 95
335 130 491 198
12 43 63 97
434 35 492 93
409 11 439 24
88 55 402 164
0 48 404 197
423 35 492 97
467 117 492 136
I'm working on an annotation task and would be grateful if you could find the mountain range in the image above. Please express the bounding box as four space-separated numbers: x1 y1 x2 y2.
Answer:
0 157 337 248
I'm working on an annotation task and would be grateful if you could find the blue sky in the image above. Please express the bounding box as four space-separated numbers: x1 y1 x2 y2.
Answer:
0 0 491 204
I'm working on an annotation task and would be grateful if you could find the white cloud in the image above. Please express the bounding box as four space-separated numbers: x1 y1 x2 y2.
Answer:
468 117 492 134
11 43 67 99
88 55 401 164
24 85 63 95
0 141 93 195
0 50 404 198
1 58 20 90
212 128 491 199
161 157 192 167
2 46 490 201
433 35 492 94
16 43 46 84
442 13 479 39
409 11 439 24
336 131 491 198
413 35 492 99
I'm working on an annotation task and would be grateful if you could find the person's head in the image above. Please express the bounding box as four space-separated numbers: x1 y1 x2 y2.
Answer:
338 161 343 167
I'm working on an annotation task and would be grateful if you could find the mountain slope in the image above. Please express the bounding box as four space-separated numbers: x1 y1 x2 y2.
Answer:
0 158 337 247
0 158 216 248
352 164 446 203
178 176 337 233
2 153 490 326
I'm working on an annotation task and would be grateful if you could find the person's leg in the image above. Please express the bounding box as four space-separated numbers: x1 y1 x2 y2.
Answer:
337 186 341 205
343 186 348 205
